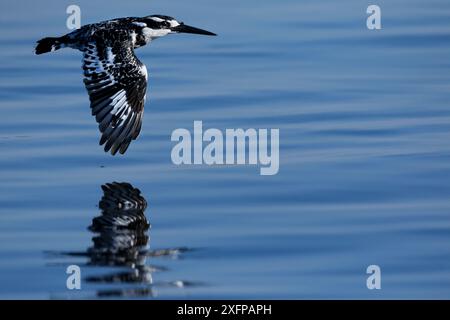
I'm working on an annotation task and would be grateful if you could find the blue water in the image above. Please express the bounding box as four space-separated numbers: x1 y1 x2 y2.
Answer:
1 0 450 299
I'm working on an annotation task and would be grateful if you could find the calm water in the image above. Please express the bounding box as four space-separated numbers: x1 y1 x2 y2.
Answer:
1 0 450 299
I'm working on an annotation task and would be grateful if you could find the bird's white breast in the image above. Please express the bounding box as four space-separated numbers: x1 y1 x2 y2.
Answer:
140 64 148 80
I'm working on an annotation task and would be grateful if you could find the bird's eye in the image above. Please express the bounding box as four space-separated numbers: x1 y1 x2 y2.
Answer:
162 21 170 28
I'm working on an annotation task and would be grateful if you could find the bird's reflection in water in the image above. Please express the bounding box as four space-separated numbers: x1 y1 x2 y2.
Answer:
61 182 192 298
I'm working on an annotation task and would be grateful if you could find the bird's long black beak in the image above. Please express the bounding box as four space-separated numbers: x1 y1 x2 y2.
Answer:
171 23 216 36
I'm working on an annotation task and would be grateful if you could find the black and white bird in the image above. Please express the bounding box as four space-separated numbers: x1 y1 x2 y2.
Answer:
35 15 216 155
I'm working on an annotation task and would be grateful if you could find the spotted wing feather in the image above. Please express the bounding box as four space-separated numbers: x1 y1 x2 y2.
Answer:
82 37 147 155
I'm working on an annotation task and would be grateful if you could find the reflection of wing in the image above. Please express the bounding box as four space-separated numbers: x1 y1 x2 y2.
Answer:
91 213 149 231
99 182 147 212
83 39 147 155
89 182 149 267
91 231 149 253
91 182 149 231
47 181 192 298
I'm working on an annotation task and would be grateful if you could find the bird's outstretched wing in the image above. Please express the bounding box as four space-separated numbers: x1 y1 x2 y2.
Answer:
82 38 147 155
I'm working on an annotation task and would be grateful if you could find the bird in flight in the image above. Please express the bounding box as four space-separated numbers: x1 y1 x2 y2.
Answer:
35 15 216 155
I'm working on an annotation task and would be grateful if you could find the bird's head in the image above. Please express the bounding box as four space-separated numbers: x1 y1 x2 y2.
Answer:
139 15 217 41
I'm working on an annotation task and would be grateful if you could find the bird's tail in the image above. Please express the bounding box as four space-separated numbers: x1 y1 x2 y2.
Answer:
35 36 67 55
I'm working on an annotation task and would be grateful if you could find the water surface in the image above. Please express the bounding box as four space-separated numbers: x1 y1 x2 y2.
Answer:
1 0 450 299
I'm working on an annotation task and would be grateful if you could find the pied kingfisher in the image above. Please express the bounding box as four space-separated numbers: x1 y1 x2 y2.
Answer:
35 15 216 155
